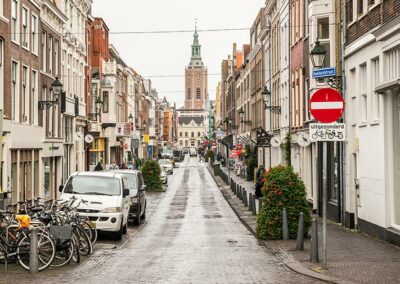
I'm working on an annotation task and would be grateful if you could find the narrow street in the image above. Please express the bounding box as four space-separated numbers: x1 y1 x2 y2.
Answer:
22 156 319 284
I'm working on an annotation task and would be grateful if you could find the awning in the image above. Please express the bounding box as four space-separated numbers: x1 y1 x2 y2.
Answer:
220 134 234 147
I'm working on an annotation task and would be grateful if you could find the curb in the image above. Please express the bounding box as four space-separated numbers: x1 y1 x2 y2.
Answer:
206 165 355 284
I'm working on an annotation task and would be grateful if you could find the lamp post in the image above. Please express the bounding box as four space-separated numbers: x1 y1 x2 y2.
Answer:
239 107 252 126
88 97 103 121
39 77 63 110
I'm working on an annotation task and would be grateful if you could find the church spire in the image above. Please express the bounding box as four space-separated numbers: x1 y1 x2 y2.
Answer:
189 19 203 67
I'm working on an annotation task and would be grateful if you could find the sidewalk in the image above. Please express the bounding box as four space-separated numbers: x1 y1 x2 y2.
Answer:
212 165 400 284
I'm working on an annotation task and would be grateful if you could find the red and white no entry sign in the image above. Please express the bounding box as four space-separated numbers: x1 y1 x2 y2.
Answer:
310 88 344 123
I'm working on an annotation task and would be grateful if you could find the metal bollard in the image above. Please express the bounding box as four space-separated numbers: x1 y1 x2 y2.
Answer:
249 193 253 212
282 207 289 240
30 227 39 274
243 189 247 206
252 194 257 215
296 212 304 250
310 218 319 263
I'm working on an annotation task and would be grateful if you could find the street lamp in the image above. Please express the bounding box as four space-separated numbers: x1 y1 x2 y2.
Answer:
310 40 342 88
128 113 134 123
88 96 103 121
39 77 62 110
238 107 252 125
262 85 281 114
136 120 147 131
310 40 326 69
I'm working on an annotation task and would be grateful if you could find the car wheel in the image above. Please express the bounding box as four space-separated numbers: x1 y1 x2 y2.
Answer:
122 221 128 234
142 203 147 220
114 221 124 241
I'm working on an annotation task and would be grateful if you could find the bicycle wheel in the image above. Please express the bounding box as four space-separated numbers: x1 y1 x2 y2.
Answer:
17 231 55 271
50 238 75 267
81 220 97 246
71 237 80 264
73 225 92 256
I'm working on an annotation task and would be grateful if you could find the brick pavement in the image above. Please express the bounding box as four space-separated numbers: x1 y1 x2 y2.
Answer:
213 164 400 284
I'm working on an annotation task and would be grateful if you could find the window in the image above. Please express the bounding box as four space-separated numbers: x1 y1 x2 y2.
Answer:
317 18 329 40
359 64 367 123
54 40 59 76
102 91 109 113
41 32 46 71
64 116 73 143
31 70 37 124
22 66 28 122
0 0 3 16
187 88 191 100
185 132 188 137
196 87 201 99
191 132 194 138
22 7 28 48
371 57 380 120
191 141 195 147
179 132 182 137
48 36 53 74
11 0 18 43
12 61 18 121
31 15 38 53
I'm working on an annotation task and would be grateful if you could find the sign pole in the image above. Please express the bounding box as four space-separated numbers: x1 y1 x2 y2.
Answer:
322 142 327 270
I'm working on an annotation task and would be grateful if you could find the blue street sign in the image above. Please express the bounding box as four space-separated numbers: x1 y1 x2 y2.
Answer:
147 145 153 156
312 67 336 79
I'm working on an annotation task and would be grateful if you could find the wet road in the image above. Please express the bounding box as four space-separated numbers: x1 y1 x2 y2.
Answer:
9 157 319 283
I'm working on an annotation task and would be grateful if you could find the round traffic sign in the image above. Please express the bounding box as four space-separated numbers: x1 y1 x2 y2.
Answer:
310 88 344 123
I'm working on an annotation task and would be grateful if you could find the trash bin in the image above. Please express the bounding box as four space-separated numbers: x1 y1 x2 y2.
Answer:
212 162 221 176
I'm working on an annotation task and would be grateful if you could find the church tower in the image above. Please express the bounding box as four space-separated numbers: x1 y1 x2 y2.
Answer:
184 23 208 110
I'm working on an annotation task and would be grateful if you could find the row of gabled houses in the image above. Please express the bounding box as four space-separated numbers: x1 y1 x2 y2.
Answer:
216 0 400 246
0 0 177 209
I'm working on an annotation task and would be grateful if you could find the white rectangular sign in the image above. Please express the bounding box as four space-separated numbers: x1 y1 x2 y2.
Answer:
310 123 346 142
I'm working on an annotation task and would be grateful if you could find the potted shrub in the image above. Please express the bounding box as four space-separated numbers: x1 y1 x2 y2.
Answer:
142 160 163 192
256 165 311 240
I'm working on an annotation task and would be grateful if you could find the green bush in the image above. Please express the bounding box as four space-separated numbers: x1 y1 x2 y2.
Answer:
142 160 163 192
256 165 311 240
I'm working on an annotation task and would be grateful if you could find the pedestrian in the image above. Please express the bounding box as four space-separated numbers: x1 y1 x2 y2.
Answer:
255 165 265 199
94 161 103 171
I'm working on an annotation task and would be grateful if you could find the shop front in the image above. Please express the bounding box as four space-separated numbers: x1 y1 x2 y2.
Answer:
42 142 63 202
89 138 106 170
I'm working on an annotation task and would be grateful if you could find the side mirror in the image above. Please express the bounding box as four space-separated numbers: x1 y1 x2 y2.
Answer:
141 185 147 191
58 185 64 193
123 188 130 197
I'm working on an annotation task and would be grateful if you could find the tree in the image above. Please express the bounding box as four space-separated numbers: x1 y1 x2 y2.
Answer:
142 160 163 192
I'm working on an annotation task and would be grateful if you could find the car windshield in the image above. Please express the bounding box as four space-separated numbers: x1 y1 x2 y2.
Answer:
64 176 121 196
158 159 171 165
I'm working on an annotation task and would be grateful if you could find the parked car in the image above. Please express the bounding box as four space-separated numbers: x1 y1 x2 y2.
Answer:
173 150 184 163
189 148 197 157
158 159 173 174
160 168 168 184
59 171 130 240
111 170 147 226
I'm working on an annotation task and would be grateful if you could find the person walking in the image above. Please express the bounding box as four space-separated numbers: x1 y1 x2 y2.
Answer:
255 165 265 199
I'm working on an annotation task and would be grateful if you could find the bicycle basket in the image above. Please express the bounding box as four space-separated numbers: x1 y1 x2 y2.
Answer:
50 225 73 250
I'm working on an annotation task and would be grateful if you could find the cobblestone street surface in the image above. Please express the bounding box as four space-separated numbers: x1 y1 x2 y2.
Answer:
1 157 322 283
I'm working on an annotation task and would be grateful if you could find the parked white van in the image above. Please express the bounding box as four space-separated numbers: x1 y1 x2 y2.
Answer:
59 172 130 240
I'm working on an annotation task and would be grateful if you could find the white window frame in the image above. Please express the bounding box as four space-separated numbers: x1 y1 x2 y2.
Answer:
11 60 19 122
359 63 368 125
31 13 38 54
371 57 380 122
22 6 28 49
48 36 53 75
41 32 46 72
31 69 37 125
11 0 19 44
22 65 29 122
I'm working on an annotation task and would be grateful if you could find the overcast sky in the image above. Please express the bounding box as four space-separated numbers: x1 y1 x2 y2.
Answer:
92 0 265 108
